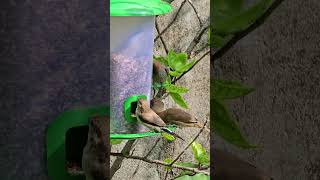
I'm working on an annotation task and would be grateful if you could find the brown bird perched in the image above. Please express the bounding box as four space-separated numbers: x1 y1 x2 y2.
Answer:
212 148 273 180
157 108 210 132
135 98 184 141
82 115 109 180
153 60 169 98
150 97 165 113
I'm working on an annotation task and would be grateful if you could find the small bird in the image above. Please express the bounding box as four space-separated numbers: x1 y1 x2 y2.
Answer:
212 148 273 180
135 98 184 141
157 108 210 132
153 60 169 84
150 98 165 113
82 115 109 180
152 60 169 98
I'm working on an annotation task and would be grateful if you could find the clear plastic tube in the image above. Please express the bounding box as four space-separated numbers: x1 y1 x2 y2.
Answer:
110 16 155 134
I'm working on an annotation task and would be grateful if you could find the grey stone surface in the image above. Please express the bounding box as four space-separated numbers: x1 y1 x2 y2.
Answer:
213 0 320 179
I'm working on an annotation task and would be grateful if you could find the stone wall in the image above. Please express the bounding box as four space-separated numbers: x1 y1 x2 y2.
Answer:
213 0 320 179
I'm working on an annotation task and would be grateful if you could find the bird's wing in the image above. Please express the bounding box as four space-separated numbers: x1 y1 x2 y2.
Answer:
165 108 196 123
140 112 166 127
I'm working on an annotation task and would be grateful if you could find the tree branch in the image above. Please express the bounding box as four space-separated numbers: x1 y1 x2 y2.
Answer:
185 18 210 56
187 0 202 26
193 44 209 57
212 0 285 64
110 152 210 176
110 140 136 178
169 119 208 165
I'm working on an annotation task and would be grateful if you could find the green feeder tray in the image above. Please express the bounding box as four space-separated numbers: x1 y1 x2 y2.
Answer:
46 105 108 180
110 0 172 16
46 105 176 180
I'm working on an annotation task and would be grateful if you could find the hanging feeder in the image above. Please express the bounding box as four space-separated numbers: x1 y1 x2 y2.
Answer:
46 0 172 179
110 0 172 139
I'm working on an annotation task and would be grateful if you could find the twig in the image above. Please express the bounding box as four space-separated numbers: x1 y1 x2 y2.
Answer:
164 170 169 180
155 0 187 42
155 19 169 54
212 0 285 63
110 140 136 179
110 152 210 175
173 50 210 84
185 18 210 56
187 0 202 26
144 137 161 158
193 44 209 57
131 138 161 178
169 119 208 165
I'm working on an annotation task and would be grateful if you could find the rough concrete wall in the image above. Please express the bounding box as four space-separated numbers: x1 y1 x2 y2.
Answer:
213 0 320 179
111 0 210 179
0 1 108 179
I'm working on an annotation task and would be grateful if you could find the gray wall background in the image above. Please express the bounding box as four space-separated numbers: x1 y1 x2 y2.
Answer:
213 0 320 179
0 1 108 179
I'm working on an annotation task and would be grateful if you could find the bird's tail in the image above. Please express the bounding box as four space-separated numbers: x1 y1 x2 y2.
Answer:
161 128 185 141
194 118 210 133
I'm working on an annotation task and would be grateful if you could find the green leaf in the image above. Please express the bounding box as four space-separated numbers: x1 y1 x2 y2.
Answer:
211 34 234 49
154 56 168 67
213 0 244 17
211 98 257 148
110 139 123 145
176 162 198 176
176 59 197 73
167 50 178 69
161 132 176 142
173 54 188 71
167 50 188 71
212 79 254 100
165 84 189 94
169 70 182 77
152 82 164 89
170 92 188 109
175 173 210 180
213 0 273 35
164 158 173 171
208 28 211 46
191 142 210 166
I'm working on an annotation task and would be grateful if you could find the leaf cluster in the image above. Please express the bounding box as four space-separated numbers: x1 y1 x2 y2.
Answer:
154 50 196 109
211 79 257 148
165 142 210 180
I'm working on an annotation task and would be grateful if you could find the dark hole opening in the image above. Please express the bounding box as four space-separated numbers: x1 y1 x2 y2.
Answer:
131 101 138 116
65 126 88 173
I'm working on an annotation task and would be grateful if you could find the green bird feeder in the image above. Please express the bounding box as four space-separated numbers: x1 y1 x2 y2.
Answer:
46 1 172 179
110 0 172 139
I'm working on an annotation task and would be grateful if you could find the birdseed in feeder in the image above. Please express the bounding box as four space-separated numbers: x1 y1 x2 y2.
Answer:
110 52 152 134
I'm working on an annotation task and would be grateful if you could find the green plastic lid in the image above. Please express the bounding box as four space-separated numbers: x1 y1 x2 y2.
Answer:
111 0 172 16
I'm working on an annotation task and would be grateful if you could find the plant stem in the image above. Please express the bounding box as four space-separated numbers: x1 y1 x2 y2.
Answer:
173 50 210 84
169 119 208 165
212 0 285 63
110 152 210 175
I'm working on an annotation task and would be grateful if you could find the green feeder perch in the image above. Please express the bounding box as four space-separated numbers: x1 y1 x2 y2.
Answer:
46 1 172 179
